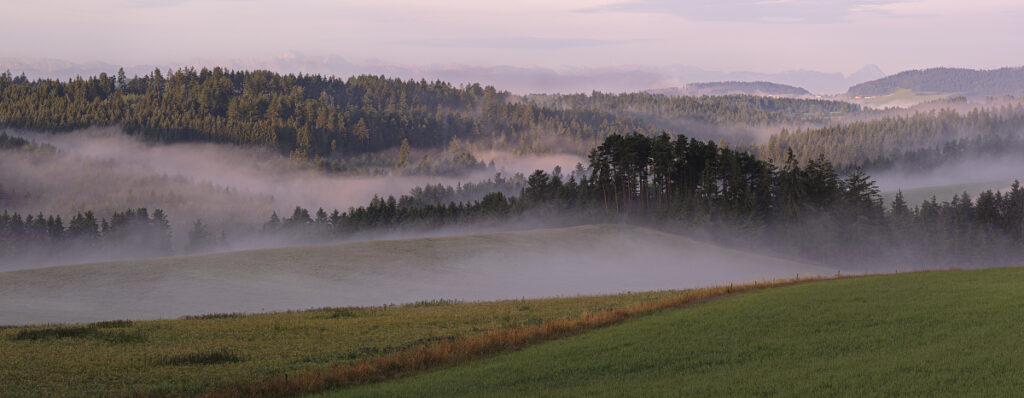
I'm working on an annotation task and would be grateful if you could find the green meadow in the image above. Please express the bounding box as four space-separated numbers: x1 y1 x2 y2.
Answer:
321 267 1024 397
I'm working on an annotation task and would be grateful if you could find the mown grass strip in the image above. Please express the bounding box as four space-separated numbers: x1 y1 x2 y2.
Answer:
200 274 838 398
162 349 244 366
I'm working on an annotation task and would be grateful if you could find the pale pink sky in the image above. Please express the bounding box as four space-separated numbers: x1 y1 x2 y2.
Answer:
2 0 1023 74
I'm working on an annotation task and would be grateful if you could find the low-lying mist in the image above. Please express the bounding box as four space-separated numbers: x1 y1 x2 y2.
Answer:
872 154 1024 193
0 225 833 325
0 127 583 267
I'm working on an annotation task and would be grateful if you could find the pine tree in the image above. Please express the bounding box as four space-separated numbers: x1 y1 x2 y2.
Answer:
186 219 212 252
890 191 910 220
263 211 281 232
352 119 370 147
395 138 411 169
116 68 127 90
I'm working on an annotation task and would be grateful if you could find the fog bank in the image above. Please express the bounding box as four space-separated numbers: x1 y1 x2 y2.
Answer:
1 128 583 250
0 225 833 325
872 155 1024 193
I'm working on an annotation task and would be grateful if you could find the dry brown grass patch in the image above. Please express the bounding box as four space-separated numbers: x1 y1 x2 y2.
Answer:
198 274 837 398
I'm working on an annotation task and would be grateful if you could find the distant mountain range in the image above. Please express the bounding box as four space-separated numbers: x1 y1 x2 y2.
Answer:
847 66 1024 98
649 81 811 97
0 54 884 95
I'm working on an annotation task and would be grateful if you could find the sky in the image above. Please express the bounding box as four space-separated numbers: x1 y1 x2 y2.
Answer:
1 0 1023 75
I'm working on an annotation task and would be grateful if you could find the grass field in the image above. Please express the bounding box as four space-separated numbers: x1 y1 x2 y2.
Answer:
0 224 831 325
11 225 1017 398
319 267 1024 397
0 291 692 397
853 88 958 108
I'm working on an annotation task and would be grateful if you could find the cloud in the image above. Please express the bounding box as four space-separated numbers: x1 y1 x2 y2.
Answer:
575 0 902 24
403 37 636 50
119 0 257 7
119 0 193 8
848 0 1024 19
3 0 1024 80
759 16 803 23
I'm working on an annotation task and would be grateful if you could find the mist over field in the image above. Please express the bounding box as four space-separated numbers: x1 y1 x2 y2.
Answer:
873 157 1022 193
0 225 833 325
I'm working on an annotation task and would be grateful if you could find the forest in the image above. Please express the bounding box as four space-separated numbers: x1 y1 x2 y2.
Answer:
759 105 1024 167
528 91 858 124
263 132 1024 269
4 130 1023 269
0 208 173 267
0 68 866 171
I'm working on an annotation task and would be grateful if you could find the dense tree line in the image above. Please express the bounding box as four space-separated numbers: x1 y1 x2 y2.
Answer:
259 172 534 237
529 92 862 126
262 191 517 237
0 69 655 160
760 105 1024 167
265 132 1024 269
0 207 172 266
0 69 483 157
884 186 1024 267
0 131 28 149
401 173 529 207
312 136 489 176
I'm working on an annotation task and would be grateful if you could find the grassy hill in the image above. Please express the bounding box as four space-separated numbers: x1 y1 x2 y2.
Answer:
0 225 831 325
651 81 811 97
321 267 1024 397
852 88 958 108
848 66 1024 97
845 66 1024 107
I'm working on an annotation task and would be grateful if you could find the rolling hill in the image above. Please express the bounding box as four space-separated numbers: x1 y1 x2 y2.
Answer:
846 66 1024 106
0 225 832 325
322 267 1024 397
0 288 696 398
650 81 811 97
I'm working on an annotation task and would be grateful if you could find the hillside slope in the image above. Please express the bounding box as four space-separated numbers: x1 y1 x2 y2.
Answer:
650 81 811 97
324 267 1024 397
0 225 831 325
848 66 1024 98
0 289 693 398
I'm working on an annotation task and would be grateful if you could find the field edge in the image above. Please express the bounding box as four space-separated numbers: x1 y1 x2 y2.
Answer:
198 274 843 398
